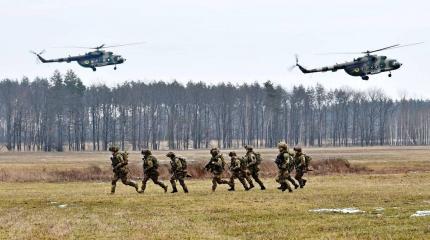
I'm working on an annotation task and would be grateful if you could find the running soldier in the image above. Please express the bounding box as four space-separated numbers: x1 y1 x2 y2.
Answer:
293 147 308 188
205 148 232 191
140 150 168 193
274 142 296 192
244 145 266 190
166 152 189 193
228 151 250 191
109 146 139 194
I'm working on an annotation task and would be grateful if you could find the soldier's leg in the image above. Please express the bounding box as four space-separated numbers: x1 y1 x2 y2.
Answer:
287 175 299 189
141 174 150 193
178 176 188 193
228 175 235 191
211 176 218 191
120 174 139 193
238 173 250 190
170 175 178 193
111 174 119 194
151 174 168 192
295 170 305 188
251 171 266 190
278 169 292 192
245 171 254 189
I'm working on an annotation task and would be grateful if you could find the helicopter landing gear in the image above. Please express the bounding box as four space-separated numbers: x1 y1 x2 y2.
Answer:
388 72 392 77
361 76 369 80
114 65 117 70
92 67 96 72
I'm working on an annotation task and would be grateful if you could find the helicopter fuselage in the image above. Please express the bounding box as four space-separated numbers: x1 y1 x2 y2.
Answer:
34 50 126 71
343 55 402 77
296 54 402 80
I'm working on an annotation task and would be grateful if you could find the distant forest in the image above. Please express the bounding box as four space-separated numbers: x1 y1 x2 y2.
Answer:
1 70 429 151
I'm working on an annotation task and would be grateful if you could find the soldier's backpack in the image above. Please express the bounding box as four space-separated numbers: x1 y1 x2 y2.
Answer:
121 151 129 164
178 157 187 170
240 157 248 168
152 156 159 169
254 152 262 164
304 154 312 168
219 155 226 169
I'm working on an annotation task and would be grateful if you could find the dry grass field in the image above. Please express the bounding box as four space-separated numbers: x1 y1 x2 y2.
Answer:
0 146 430 239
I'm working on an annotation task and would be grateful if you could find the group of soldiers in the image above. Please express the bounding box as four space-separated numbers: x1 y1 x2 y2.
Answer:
108 142 311 194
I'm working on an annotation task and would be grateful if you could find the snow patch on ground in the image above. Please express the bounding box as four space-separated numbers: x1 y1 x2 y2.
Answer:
309 208 365 214
58 204 68 208
374 207 384 211
411 210 430 217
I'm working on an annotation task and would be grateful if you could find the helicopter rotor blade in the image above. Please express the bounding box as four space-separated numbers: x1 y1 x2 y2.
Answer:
287 54 299 71
363 44 400 54
52 41 145 50
315 51 361 55
100 41 146 49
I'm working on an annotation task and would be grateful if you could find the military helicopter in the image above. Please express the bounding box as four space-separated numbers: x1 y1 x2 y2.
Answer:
31 42 144 71
291 42 423 80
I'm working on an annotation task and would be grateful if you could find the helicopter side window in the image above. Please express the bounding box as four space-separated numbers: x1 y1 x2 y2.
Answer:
107 58 111 62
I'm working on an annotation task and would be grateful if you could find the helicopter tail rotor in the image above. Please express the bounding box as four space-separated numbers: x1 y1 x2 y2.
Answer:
30 50 47 63
288 54 299 71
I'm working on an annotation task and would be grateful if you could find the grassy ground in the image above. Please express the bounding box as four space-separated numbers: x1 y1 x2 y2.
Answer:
0 173 429 239
0 147 429 239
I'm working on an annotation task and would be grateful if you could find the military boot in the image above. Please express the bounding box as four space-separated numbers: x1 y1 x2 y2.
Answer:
260 185 266 190
282 183 293 192
171 187 178 193
111 184 116 194
130 181 139 193
300 179 307 188
163 185 168 193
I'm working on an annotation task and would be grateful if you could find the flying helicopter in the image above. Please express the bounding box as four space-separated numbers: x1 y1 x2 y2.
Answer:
30 42 144 71
291 42 423 80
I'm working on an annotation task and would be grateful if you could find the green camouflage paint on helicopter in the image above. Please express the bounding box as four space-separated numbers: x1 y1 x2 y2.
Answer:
293 43 422 80
30 42 143 71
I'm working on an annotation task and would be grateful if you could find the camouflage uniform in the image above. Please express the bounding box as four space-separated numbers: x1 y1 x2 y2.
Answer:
244 146 266 190
228 152 249 191
293 147 307 188
167 152 189 193
274 142 296 192
109 146 139 194
141 150 168 193
205 148 232 191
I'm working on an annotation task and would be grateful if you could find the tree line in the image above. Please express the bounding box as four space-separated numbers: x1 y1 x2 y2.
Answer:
1 70 430 151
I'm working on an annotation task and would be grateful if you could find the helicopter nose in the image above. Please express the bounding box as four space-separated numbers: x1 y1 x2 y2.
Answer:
395 62 402 68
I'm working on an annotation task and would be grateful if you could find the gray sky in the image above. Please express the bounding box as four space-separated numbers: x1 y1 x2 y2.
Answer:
0 0 429 98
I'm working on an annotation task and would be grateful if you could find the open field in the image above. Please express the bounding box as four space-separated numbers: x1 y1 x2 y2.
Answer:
0 174 429 239
1 146 430 182
0 146 430 239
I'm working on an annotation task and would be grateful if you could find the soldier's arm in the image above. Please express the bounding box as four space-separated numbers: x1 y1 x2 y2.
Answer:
299 155 306 167
247 154 257 166
175 158 182 170
147 157 154 169
113 155 125 169
233 159 241 170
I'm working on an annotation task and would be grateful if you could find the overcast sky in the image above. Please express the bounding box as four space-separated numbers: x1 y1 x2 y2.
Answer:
0 0 429 98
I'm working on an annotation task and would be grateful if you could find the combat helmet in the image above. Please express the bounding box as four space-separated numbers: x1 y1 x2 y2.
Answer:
228 151 237 157
141 149 152 155
277 142 288 150
109 146 119 152
210 148 219 155
244 145 253 151
166 151 176 158
293 146 302 152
